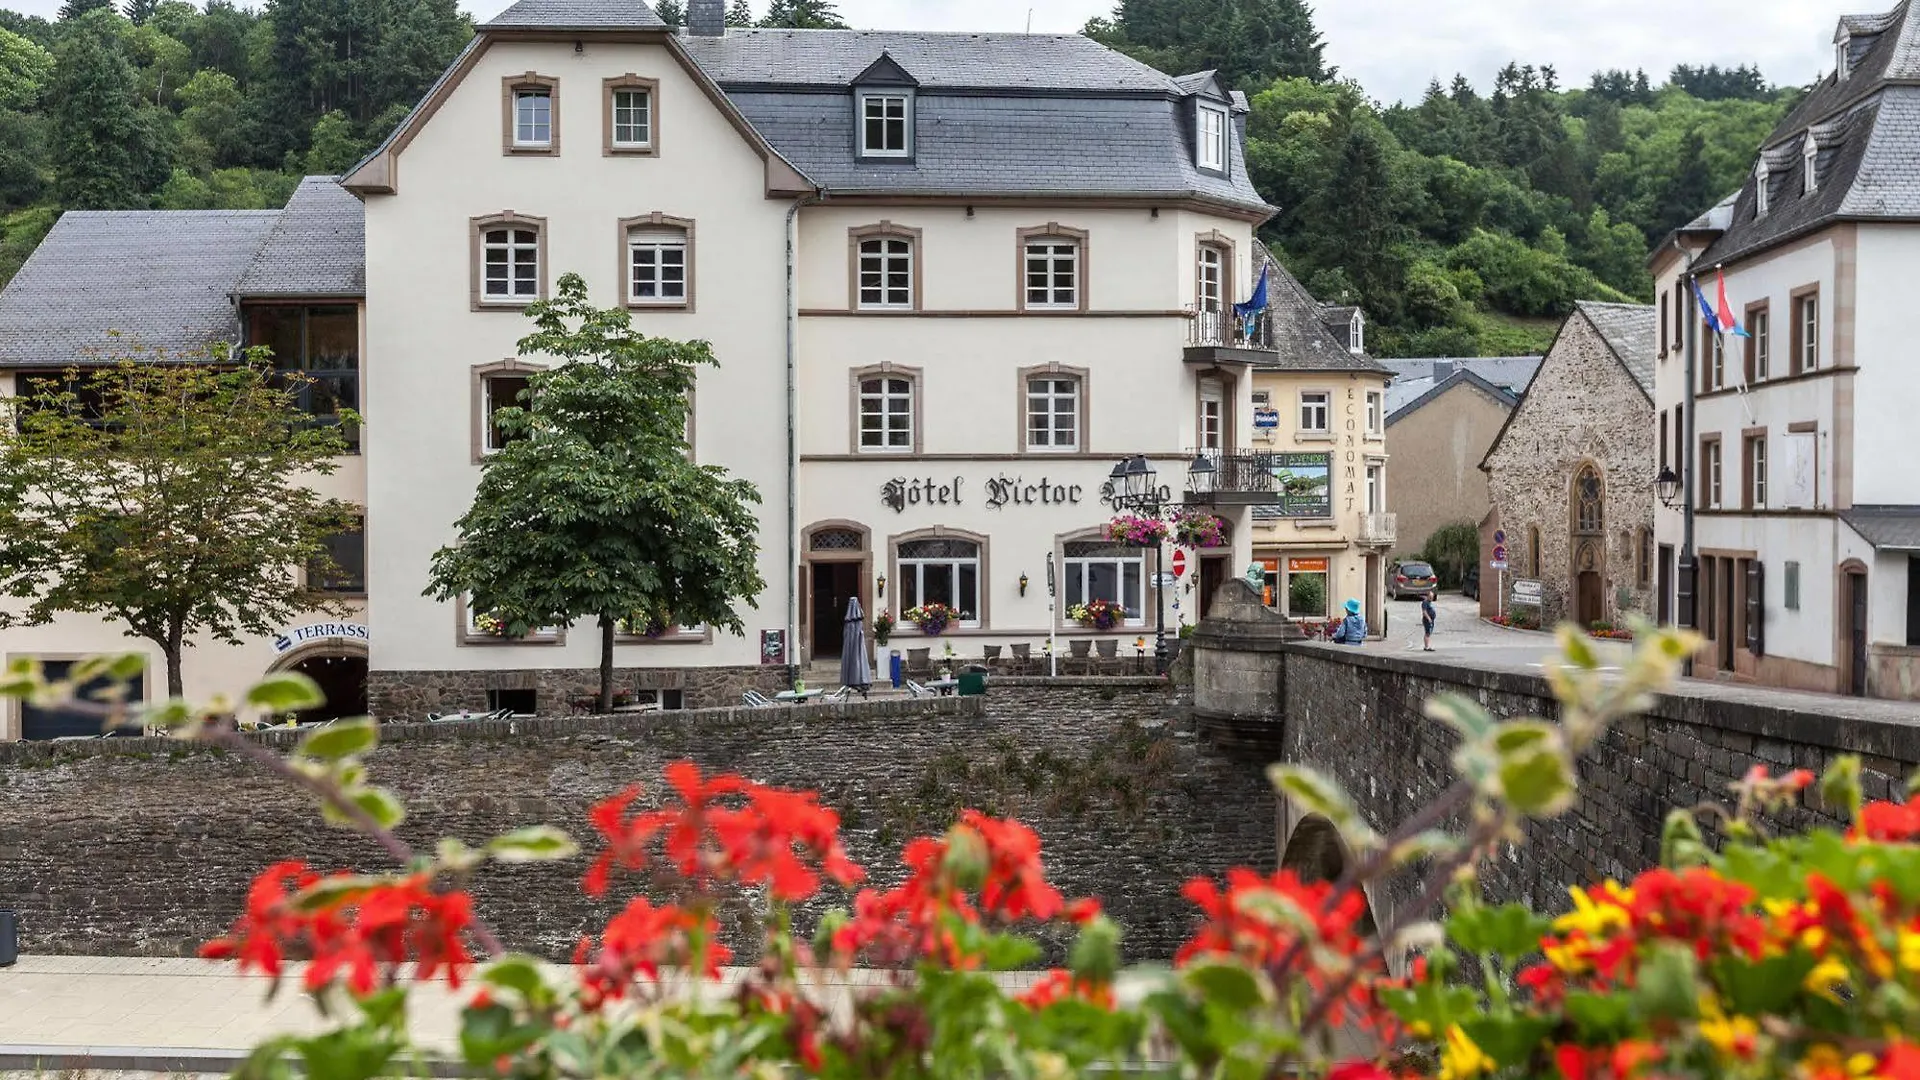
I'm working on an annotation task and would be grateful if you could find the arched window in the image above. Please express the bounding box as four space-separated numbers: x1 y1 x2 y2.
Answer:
1573 465 1604 536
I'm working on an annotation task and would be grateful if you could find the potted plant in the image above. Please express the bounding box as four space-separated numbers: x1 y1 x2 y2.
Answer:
903 603 956 636
615 614 670 638
1104 513 1170 547
1170 509 1228 549
1068 599 1124 632
472 612 513 638
873 610 895 646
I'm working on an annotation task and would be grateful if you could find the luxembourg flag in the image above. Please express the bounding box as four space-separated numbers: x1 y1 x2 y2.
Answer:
1714 270 1750 338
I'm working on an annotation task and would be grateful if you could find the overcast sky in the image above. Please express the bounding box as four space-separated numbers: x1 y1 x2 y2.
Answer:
4 0 1853 104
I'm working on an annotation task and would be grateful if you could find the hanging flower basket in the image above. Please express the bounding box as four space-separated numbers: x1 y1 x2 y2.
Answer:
1067 598 1124 631
904 603 957 636
1171 509 1229 549
1105 514 1169 547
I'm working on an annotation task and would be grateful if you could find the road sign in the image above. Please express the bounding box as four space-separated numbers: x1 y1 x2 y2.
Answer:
1493 543 1507 563
1490 560 1508 571
1512 579 1544 607
1171 549 1188 579
1153 573 1177 589
1493 529 1507 545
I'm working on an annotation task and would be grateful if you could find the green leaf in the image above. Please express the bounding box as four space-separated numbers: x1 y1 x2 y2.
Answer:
295 716 378 761
1425 693 1496 741
980 931 1042 971
1498 744 1576 817
232 1036 302 1080
247 672 327 713
487 826 578 863
459 1001 543 1068
1563 991 1634 1040
1492 720 1555 754
1068 915 1123 986
1379 980 1477 1036
1661 808 1708 868
1821 756 1863 821
437 837 486 873
1268 764 1377 846
1632 944 1700 1020
1556 625 1599 670
141 699 195 730
322 786 405 830
1461 1015 1556 1068
290 874 381 913
1183 961 1267 1011
352 987 410 1031
1714 951 1817 1016
1445 902 1552 960
481 955 549 1001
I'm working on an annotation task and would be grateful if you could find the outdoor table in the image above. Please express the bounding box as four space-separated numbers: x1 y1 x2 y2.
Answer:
775 689 825 704
924 678 959 696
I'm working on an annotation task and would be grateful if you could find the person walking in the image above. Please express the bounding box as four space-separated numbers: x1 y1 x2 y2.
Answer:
1421 591 1437 651
1330 598 1367 645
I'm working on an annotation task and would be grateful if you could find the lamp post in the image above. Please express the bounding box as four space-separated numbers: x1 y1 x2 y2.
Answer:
1106 454 1171 674
1654 466 1682 510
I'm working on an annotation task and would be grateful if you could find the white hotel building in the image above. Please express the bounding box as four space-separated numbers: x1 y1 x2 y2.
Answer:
0 0 1380 731
1650 4 1920 700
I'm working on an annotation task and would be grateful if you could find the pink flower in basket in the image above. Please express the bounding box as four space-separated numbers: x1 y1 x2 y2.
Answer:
1104 514 1169 547
1171 509 1228 549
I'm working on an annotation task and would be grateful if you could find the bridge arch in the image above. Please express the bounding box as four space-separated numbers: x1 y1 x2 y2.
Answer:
1277 810 1398 976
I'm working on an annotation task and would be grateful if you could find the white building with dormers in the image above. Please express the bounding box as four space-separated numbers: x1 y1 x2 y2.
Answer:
0 0 1354 730
1649 4 1920 700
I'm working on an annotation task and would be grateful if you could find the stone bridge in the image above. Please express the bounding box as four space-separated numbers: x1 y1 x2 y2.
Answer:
1190 580 1920 944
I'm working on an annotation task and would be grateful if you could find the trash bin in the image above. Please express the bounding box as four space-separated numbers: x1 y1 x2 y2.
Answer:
889 650 903 688
0 910 17 967
957 672 988 697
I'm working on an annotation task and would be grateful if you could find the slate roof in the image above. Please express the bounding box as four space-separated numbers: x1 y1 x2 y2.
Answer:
1686 4 1920 266
235 176 365 298
1844 505 1920 550
1576 301 1656 393
1252 246 1391 375
1384 368 1521 426
0 210 279 368
484 0 665 30
1379 356 1543 400
680 30 1180 92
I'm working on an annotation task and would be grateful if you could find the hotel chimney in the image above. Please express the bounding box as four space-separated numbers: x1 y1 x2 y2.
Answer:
688 0 724 36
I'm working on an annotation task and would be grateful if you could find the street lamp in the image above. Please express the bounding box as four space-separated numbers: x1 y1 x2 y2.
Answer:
1654 466 1682 510
1106 455 1172 675
1187 452 1217 497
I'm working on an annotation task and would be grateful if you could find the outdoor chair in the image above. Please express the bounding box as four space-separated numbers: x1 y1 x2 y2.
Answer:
742 690 777 708
904 680 931 698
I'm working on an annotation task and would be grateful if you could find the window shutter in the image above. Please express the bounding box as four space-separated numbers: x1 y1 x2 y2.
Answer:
1676 556 1696 629
1746 561 1765 656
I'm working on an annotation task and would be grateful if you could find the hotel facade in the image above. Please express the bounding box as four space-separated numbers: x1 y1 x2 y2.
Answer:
0 0 1390 733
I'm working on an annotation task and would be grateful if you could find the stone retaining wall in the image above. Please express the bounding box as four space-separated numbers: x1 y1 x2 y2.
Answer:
366 664 785 719
0 679 1275 964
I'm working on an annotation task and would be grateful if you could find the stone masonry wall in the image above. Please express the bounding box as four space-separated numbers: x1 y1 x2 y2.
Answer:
1482 309 1654 625
366 664 789 719
0 680 1277 964
1278 642 1920 922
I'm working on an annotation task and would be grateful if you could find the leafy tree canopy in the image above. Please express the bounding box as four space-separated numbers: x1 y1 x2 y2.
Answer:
758 0 846 29
0 26 53 110
1087 0 1329 89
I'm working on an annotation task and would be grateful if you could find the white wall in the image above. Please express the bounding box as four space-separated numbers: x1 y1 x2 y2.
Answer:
1850 225 1920 507
362 37 794 672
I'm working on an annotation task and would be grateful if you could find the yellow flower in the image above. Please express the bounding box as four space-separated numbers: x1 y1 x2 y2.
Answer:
1899 929 1920 973
1407 1020 1433 1039
1804 956 1851 1001
1440 1024 1494 1080
1698 1011 1758 1059
1846 1053 1879 1078
1553 884 1631 938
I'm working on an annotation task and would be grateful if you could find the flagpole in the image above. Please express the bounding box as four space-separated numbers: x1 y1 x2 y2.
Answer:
1680 265 1699 668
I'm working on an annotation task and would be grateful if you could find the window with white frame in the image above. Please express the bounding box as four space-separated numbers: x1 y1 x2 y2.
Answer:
1797 293 1820 372
1026 376 1079 450
1299 390 1330 433
464 596 561 641
1365 464 1382 513
897 538 979 623
612 87 652 148
858 236 913 308
1349 312 1365 354
1748 435 1768 509
1199 377 1224 450
1365 390 1383 436
1755 160 1770 218
1196 103 1228 171
1706 440 1723 509
1063 540 1145 622
513 87 552 148
1708 330 1725 390
628 225 687 304
860 93 909 157
1197 244 1225 313
482 373 532 453
1804 136 1819 194
482 225 540 302
1024 238 1080 308
858 375 914 451
1751 308 1771 380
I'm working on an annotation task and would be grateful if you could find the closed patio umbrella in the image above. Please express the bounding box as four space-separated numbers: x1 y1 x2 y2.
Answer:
840 597 872 696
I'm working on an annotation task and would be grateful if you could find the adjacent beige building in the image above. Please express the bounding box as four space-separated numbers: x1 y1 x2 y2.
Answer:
1383 364 1529 560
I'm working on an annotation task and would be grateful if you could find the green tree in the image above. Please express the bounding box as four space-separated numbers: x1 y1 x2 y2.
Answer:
654 0 685 26
124 0 160 25
725 0 754 27
59 0 117 20
1653 128 1716 240
426 274 766 713
0 109 48 211
0 205 56 290
303 108 362 174
175 67 246 170
184 0 255 82
49 9 156 209
758 0 847 29
1090 0 1327 90
0 356 360 697
369 0 470 124
0 27 54 110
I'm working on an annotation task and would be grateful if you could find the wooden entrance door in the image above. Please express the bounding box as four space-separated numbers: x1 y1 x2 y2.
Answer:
1199 556 1227 619
810 563 859 659
1576 571 1603 627
1720 558 1736 670
1848 571 1869 697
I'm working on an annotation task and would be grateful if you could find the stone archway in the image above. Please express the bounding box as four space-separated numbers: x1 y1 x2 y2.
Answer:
1279 813 1380 940
267 640 369 723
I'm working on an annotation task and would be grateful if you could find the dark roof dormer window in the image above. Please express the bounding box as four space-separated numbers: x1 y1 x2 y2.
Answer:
1804 135 1820 195
1836 29 1851 81
852 51 918 162
1196 102 1229 174
1755 159 1770 218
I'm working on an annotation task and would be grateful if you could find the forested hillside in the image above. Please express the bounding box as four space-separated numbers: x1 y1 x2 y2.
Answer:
1 0 1799 356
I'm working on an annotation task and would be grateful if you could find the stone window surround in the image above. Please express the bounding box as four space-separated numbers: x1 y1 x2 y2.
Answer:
1364 388 1385 439
613 621 712 646
502 73 560 156
1196 371 1236 453
602 74 659 156
849 361 924 455
470 212 549 311
1791 283 1821 374
1296 386 1333 436
847 222 923 311
1194 230 1236 315
1016 362 1090 455
454 593 566 647
1054 526 1152 629
886 525 991 631
470 358 548 464
1745 299 1771 382
1570 460 1604 537
618 212 696 312
1015 223 1089 313
1742 425 1769 511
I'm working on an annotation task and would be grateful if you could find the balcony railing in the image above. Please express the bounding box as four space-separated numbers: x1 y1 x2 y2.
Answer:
1359 512 1398 546
1187 309 1275 352
1185 448 1281 506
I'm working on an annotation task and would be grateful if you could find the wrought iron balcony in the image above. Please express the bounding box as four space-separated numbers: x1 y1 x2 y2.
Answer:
1185 310 1275 364
1359 512 1398 547
1184 448 1282 507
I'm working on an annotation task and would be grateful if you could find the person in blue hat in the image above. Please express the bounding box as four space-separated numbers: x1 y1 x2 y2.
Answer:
1330 598 1368 645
